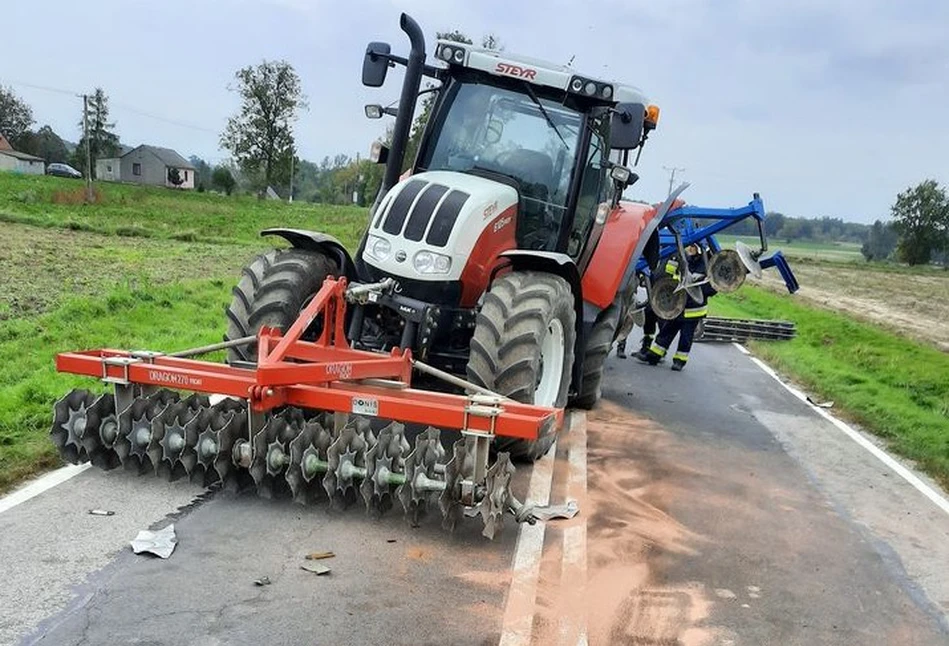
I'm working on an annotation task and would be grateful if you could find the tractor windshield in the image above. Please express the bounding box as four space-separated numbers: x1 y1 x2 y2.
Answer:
419 81 583 249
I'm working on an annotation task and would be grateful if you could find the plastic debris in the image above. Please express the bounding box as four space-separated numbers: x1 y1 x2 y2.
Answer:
130 523 178 558
386 539 397 543
88 509 115 516
531 500 580 521
301 562 331 575
305 551 335 560
254 576 271 586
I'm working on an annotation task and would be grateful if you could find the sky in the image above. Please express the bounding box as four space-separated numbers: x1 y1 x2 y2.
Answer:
3 0 948 223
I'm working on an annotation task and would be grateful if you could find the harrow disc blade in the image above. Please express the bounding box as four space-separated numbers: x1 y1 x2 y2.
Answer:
474 453 515 540
323 417 372 508
707 249 747 293
649 274 687 320
360 421 407 517
397 427 445 526
249 410 300 499
209 401 247 486
116 390 179 474
152 400 202 481
82 393 121 471
286 418 332 505
439 436 476 532
50 389 97 465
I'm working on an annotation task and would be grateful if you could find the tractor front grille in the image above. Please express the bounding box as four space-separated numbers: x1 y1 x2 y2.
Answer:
378 179 470 248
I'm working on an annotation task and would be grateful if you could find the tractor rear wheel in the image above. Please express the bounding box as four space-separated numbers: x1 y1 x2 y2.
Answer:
570 304 620 410
466 271 576 462
225 248 339 364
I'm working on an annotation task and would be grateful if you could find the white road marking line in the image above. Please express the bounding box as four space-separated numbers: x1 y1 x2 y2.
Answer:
732 342 751 355
559 412 588 646
0 463 91 515
498 417 562 646
740 347 949 518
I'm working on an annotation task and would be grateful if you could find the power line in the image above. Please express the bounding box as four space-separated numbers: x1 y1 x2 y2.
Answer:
3 78 218 134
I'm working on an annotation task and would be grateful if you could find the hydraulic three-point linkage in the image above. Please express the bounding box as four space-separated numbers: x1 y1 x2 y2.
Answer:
52 277 562 538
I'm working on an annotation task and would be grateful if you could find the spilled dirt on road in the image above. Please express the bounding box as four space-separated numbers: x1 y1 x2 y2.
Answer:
529 400 724 645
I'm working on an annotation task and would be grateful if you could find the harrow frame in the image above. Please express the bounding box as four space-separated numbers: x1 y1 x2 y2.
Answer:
55 276 562 442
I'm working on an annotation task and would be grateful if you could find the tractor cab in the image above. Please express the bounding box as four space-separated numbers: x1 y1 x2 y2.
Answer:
364 36 658 262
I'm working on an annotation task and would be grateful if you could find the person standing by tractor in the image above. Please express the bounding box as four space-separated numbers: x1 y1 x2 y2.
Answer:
640 245 715 371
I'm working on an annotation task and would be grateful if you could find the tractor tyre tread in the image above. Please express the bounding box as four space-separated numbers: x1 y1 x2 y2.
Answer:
570 304 620 410
225 248 338 364
466 271 576 462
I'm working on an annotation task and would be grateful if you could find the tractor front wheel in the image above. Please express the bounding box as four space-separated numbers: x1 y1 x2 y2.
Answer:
225 248 339 364
466 271 576 462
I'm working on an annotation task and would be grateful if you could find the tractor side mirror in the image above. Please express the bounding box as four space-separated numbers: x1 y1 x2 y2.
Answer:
362 42 392 87
609 102 646 150
365 104 399 119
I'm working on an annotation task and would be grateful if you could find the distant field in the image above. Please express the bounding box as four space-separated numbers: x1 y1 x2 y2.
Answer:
731 234 864 263
0 172 366 248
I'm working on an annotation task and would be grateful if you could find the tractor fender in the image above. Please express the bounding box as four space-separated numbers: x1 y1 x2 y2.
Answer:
496 250 585 396
261 228 356 279
581 184 690 312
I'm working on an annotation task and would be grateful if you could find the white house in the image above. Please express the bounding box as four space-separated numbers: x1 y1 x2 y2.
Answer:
0 134 45 175
96 144 195 189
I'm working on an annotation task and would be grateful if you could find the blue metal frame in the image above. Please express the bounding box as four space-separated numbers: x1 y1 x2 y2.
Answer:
635 193 799 294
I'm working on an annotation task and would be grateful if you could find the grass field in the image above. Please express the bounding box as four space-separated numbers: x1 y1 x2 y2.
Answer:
711 287 949 489
0 172 365 247
732 234 864 263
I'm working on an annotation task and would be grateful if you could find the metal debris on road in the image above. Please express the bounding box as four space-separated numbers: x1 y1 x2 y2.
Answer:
88 509 115 516
806 396 834 408
386 539 397 543
531 500 580 521
301 562 331 575
254 576 272 586
130 523 177 559
305 551 335 560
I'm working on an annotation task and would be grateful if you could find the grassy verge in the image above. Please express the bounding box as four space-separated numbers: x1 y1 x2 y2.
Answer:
0 171 365 248
0 279 231 493
711 287 949 489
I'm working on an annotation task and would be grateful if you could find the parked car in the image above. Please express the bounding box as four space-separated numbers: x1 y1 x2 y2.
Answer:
47 163 83 179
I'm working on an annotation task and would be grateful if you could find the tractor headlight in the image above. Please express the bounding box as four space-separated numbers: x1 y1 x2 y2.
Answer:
413 250 452 275
366 235 391 263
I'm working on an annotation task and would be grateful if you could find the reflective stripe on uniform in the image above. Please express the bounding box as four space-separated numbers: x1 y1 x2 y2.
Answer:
684 306 708 319
649 342 667 358
673 352 689 362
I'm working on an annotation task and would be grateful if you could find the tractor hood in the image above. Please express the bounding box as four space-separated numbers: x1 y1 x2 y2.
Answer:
362 171 518 283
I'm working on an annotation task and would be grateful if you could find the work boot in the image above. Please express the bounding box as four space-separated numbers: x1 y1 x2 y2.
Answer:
616 341 627 359
671 359 686 371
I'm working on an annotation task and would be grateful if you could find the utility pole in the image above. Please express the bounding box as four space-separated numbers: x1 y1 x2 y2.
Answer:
288 152 294 203
82 94 94 202
663 165 686 197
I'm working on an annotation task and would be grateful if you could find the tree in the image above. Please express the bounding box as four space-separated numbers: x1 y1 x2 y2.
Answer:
71 88 120 178
0 86 34 143
890 180 949 265
220 60 307 194
168 167 184 188
14 125 69 164
860 219 898 262
764 212 786 238
189 156 213 191
211 165 237 195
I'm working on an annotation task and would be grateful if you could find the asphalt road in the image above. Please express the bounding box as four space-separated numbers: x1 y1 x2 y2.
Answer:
1 339 947 645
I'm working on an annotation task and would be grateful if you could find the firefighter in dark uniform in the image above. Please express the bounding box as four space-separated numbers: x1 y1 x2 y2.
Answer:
640 245 715 371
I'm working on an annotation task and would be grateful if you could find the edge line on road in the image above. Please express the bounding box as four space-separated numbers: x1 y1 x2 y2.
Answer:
734 342 949 518
498 414 565 646
559 412 588 646
0 463 91 515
